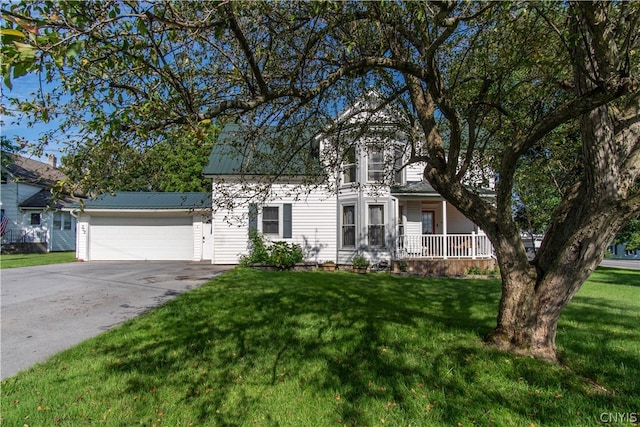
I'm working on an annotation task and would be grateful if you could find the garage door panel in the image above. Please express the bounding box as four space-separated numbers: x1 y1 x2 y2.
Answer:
90 216 193 260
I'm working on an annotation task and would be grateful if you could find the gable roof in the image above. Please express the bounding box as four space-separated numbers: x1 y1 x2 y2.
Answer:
66 192 211 211
1 151 67 187
202 124 322 177
19 189 79 209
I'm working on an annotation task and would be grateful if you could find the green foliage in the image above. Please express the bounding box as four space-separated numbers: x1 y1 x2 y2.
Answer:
268 241 304 270
60 126 218 193
351 255 370 268
465 265 500 276
240 230 303 270
1 267 638 425
614 218 640 251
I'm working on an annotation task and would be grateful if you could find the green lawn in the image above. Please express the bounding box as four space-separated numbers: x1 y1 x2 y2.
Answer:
0 251 76 269
1 267 638 426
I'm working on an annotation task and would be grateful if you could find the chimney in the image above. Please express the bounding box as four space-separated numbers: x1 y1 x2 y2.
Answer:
48 154 57 169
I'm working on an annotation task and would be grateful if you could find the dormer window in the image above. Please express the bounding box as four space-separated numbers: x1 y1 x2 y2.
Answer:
367 147 384 182
343 146 356 184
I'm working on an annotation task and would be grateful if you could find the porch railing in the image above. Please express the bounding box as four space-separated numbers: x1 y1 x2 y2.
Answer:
1 228 47 245
397 233 494 259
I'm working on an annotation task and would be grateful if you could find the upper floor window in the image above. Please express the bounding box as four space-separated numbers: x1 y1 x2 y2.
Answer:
367 148 384 182
343 146 356 184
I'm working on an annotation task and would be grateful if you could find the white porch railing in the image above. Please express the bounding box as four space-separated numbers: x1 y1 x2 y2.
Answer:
397 233 494 259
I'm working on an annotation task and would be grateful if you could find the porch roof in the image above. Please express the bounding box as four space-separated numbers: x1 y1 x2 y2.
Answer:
391 181 496 198
391 181 440 197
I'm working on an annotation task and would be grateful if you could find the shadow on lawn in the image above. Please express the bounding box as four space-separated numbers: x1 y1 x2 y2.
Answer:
96 268 637 425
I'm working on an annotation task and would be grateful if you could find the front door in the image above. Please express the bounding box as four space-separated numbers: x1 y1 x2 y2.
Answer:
202 218 213 261
422 211 435 234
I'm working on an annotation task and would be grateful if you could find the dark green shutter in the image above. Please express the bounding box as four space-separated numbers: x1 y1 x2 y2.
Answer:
283 203 292 238
248 203 258 232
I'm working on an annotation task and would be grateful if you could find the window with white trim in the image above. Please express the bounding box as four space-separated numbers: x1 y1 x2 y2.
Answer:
30 212 41 226
367 147 384 182
343 147 357 184
342 205 356 248
262 207 279 234
368 205 385 248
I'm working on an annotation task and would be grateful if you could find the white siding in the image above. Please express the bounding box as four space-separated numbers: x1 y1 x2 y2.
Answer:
405 163 425 182
446 204 475 233
212 183 337 264
76 218 89 260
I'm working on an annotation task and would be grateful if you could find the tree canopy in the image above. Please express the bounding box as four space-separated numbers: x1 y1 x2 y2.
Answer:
1 0 638 361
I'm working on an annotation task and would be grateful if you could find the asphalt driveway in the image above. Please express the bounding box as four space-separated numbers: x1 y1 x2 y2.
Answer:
1 261 228 380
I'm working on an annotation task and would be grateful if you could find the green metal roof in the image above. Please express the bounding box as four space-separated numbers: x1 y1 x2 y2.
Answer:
202 123 322 177
67 192 211 210
391 181 496 197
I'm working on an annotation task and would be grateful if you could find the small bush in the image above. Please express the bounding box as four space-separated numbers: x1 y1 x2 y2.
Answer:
268 241 304 270
352 255 370 268
240 230 270 266
240 231 303 270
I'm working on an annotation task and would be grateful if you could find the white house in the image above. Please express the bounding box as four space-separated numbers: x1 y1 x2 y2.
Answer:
203 106 496 274
68 192 212 261
1 152 77 253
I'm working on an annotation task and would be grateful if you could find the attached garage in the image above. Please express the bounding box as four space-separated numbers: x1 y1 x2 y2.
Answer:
67 192 212 262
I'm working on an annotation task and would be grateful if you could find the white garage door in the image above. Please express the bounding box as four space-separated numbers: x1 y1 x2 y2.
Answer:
89 215 194 260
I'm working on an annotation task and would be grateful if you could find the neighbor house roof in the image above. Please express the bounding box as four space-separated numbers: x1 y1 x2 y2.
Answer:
19 189 79 210
66 192 211 211
202 123 322 177
1 151 67 187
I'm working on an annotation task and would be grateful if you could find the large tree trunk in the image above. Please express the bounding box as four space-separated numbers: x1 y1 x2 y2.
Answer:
487 204 627 362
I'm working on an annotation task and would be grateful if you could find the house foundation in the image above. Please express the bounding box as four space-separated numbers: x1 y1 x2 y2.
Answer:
392 258 497 276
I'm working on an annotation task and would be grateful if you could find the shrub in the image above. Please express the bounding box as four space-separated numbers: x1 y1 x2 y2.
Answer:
240 230 270 266
352 255 370 268
268 241 304 270
240 231 303 270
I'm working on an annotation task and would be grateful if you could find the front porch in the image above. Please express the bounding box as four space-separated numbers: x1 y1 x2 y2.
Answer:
397 233 494 260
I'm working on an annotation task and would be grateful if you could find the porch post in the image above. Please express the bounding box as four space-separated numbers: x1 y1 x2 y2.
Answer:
471 231 477 259
442 200 447 259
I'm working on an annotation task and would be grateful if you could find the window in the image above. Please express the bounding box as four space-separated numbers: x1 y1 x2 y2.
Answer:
342 205 355 248
64 213 72 230
368 205 385 248
343 147 356 184
54 212 62 230
422 211 435 235
367 148 384 181
394 148 404 184
262 207 279 234
398 205 405 237
30 212 41 225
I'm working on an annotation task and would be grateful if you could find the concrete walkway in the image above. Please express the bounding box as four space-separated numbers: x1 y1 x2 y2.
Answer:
1 261 228 380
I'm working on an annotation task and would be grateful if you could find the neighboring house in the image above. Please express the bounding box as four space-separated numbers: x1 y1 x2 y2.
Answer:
204 104 496 274
67 192 212 261
607 243 640 260
1 152 77 253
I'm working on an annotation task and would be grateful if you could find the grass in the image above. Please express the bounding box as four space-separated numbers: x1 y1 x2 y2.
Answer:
1 267 638 426
0 251 76 269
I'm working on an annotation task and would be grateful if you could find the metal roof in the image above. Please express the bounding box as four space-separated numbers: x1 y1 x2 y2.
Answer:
202 123 321 177
391 181 496 197
67 192 211 210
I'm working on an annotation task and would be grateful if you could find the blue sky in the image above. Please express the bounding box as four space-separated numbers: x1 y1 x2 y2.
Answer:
1 72 65 162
